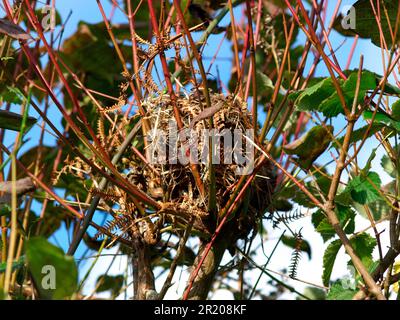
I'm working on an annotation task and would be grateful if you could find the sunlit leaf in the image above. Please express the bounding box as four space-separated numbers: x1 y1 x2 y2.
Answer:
283 125 333 170
349 233 377 268
333 0 400 48
327 281 357 300
322 239 342 286
345 172 382 205
25 237 78 299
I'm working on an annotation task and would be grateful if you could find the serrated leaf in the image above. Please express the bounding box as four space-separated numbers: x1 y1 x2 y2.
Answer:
295 70 379 118
322 239 342 286
351 181 394 221
346 172 382 205
381 154 396 178
352 199 390 221
312 207 355 242
335 0 400 48
363 110 400 132
316 220 336 242
349 233 376 268
327 281 357 300
319 71 376 117
392 100 400 121
294 77 336 112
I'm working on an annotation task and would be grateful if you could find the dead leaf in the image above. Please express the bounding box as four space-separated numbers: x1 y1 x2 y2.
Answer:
0 18 32 41
0 177 35 204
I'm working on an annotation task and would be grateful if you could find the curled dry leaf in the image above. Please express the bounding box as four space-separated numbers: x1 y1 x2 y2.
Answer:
0 18 32 41
0 110 37 132
0 177 35 204
283 125 334 170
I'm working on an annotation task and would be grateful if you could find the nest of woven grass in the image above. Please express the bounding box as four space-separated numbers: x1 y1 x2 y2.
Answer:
126 90 275 241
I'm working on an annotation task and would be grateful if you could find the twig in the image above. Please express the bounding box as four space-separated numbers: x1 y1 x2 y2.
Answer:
158 217 194 299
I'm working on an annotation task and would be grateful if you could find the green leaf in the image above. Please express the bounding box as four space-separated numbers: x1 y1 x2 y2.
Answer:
297 287 326 300
0 256 25 273
316 221 336 242
350 178 394 221
270 197 293 212
0 204 11 217
340 207 356 235
281 170 331 209
382 81 400 96
363 110 400 132
346 172 382 205
333 0 400 48
381 154 396 178
1 86 23 104
322 239 342 286
327 281 357 300
349 233 376 268
361 146 378 175
392 99 400 121
295 77 336 112
25 237 78 299
352 199 391 221
95 274 124 298
255 70 274 95
335 188 353 206
295 70 379 118
319 71 376 117
0 110 36 132
312 206 355 242
333 123 385 148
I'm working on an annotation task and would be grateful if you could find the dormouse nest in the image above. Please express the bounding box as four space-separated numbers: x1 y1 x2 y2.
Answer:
127 90 275 240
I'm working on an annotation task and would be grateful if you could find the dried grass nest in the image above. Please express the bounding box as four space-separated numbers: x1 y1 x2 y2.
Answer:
129 91 274 239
